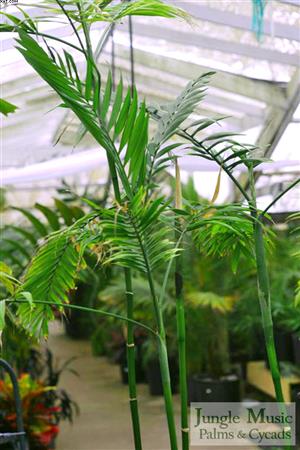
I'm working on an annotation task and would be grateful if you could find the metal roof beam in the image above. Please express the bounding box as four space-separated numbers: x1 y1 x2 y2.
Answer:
113 43 287 107
128 21 299 67
3 50 266 120
2 15 298 66
256 68 300 157
278 0 300 6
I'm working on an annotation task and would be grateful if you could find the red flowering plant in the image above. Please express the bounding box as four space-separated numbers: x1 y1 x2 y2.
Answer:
0 371 76 449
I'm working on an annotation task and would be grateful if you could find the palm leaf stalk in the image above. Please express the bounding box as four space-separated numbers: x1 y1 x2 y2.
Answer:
13 298 156 336
174 160 189 450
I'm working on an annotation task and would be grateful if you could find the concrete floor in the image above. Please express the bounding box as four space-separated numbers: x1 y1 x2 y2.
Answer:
48 322 256 450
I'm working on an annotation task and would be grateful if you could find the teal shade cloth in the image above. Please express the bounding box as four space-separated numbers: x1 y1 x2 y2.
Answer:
252 0 268 40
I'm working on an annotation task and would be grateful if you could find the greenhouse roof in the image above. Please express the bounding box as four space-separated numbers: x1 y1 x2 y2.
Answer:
1 0 299 211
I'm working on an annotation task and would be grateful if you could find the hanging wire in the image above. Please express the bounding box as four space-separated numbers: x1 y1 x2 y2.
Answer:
252 0 268 41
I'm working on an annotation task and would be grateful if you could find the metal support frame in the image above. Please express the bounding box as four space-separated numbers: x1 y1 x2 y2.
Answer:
256 68 300 159
235 68 300 200
0 359 26 450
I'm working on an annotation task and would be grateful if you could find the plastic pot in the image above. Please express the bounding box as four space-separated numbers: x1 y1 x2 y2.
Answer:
292 333 300 366
189 373 241 402
265 328 294 368
145 358 178 396
291 385 300 444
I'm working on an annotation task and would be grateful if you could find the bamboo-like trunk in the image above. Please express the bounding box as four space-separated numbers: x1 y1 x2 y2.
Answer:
249 170 285 404
253 221 284 402
125 268 142 450
106 153 143 450
175 281 189 450
249 171 291 450
175 160 189 450
157 331 179 450
148 274 178 450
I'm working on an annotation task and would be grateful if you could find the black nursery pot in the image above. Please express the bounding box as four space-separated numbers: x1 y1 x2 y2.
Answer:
291 385 300 443
63 310 93 339
265 328 294 368
189 374 241 402
292 333 300 366
146 358 178 396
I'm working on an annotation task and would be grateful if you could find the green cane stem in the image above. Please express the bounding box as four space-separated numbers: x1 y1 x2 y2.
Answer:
175 160 189 450
249 168 291 450
125 268 142 450
105 149 142 449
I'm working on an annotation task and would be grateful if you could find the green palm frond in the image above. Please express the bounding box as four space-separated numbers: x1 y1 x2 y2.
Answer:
34 203 61 231
0 263 22 333
2 239 32 260
287 211 300 236
185 204 259 272
80 189 178 274
103 79 149 188
4 226 37 246
147 72 214 180
0 9 38 34
38 0 187 22
20 231 80 304
99 275 174 322
0 98 18 116
152 73 214 146
295 281 300 307
182 126 269 176
0 262 20 296
186 291 236 313
2 207 100 337
16 230 81 338
12 207 49 237
54 198 84 226
102 0 188 21
15 30 131 197
1 200 85 276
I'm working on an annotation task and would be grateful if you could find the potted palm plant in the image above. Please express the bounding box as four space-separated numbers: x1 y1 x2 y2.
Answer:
186 291 241 402
267 232 300 365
